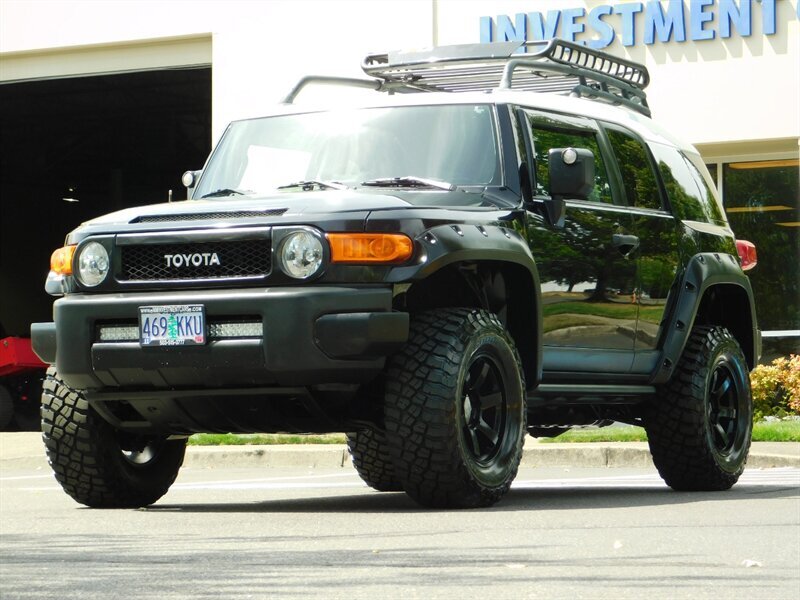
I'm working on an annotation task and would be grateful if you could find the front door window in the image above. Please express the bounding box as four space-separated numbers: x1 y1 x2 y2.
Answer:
522 110 638 363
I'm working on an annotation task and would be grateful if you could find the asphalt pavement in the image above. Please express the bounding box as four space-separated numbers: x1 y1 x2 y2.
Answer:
2 462 799 599
1 431 798 471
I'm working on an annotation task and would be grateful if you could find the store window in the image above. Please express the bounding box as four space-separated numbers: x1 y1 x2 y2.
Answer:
723 159 800 349
706 163 718 187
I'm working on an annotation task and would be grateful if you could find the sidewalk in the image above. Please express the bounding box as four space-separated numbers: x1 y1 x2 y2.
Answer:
2 432 798 471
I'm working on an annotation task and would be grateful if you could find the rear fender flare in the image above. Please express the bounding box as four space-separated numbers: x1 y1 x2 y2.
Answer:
652 252 758 384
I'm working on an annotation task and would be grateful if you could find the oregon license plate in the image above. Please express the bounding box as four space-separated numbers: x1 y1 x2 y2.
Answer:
139 305 206 347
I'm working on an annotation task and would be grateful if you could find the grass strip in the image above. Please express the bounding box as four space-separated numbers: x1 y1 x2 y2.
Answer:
188 433 347 446
753 421 800 442
538 420 800 443
188 421 799 446
538 427 647 443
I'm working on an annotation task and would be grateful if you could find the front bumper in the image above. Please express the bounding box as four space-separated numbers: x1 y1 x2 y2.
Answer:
32 286 408 391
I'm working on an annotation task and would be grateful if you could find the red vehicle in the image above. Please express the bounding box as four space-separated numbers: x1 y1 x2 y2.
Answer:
0 336 46 430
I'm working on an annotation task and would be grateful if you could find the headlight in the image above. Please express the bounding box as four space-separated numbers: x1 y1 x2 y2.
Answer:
76 241 110 287
280 231 324 279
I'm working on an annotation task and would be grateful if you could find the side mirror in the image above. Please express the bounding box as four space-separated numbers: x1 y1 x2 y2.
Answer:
542 195 565 228
181 170 203 199
548 147 595 200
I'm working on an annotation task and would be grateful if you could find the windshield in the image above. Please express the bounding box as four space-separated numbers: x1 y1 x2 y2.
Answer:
193 104 500 198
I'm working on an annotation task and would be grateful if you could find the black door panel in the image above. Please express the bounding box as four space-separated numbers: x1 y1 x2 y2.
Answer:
521 109 639 373
602 125 680 359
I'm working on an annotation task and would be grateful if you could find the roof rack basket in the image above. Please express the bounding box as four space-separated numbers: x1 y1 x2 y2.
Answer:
361 39 652 117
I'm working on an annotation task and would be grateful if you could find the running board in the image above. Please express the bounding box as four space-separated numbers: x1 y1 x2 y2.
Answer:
528 384 656 407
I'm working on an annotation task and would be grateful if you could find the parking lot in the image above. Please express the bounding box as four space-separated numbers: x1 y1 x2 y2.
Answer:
2 457 799 599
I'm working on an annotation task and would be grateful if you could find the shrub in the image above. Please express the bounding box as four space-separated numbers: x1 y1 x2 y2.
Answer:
751 354 800 420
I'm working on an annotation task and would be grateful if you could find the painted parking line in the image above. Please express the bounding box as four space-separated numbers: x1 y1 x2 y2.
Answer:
172 471 363 491
514 468 800 490
8 468 798 493
9 471 365 492
0 474 55 482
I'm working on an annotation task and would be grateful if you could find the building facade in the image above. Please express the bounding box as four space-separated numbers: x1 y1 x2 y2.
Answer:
0 0 798 357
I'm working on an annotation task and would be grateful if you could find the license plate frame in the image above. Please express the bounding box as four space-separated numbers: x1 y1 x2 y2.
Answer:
139 304 206 347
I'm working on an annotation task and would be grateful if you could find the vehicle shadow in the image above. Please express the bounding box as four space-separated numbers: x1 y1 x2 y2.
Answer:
148 480 799 514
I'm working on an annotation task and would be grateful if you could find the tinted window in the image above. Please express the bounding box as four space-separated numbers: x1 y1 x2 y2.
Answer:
650 143 709 222
606 128 661 210
684 153 726 223
527 117 613 204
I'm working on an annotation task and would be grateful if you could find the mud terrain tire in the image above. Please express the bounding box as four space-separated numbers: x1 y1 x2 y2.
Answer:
347 429 403 491
383 308 526 508
646 326 753 491
41 368 186 508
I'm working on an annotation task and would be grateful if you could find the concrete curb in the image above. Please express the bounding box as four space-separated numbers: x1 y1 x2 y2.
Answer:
2 433 798 471
184 444 351 469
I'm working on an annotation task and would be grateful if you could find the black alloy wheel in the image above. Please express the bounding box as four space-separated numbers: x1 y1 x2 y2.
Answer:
707 358 745 456
461 352 509 465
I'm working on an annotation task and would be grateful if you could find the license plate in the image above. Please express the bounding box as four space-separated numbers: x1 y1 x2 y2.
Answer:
139 305 206 347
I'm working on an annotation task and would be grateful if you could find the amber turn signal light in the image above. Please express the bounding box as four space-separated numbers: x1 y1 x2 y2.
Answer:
327 233 413 263
50 245 77 275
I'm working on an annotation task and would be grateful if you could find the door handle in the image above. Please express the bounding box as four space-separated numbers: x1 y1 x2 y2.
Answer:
612 234 640 256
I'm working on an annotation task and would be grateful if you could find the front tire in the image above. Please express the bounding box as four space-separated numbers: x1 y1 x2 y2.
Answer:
383 308 526 508
41 368 186 508
645 326 753 491
347 429 403 491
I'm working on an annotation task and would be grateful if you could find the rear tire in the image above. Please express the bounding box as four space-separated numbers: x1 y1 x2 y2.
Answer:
645 326 752 491
383 308 526 508
41 368 186 508
347 430 402 491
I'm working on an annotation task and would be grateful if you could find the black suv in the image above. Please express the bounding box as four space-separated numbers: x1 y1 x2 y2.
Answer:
32 40 759 509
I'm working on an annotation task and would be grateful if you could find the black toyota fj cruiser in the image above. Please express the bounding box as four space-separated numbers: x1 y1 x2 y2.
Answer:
32 39 759 509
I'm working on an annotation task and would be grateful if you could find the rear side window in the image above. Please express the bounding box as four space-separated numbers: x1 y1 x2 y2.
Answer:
683 153 726 224
526 115 613 204
605 128 662 210
650 143 718 223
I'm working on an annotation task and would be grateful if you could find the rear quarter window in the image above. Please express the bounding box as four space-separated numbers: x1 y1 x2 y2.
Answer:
650 143 725 225
605 128 662 210
683 152 726 224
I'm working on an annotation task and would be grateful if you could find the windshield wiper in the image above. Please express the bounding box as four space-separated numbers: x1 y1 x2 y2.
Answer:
360 176 455 191
276 180 347 191
200 188 249 199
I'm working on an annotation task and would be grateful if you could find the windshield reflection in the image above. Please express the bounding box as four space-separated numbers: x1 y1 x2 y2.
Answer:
193 105 500 199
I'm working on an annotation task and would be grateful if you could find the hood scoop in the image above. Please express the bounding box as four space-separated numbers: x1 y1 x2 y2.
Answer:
131 208 288 224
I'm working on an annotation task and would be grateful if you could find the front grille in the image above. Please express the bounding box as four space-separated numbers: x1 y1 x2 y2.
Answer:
119 239 271 281
131 209 287 224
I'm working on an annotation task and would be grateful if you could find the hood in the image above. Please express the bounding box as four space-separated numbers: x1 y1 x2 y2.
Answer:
84 189 417 226
65 188 489 242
